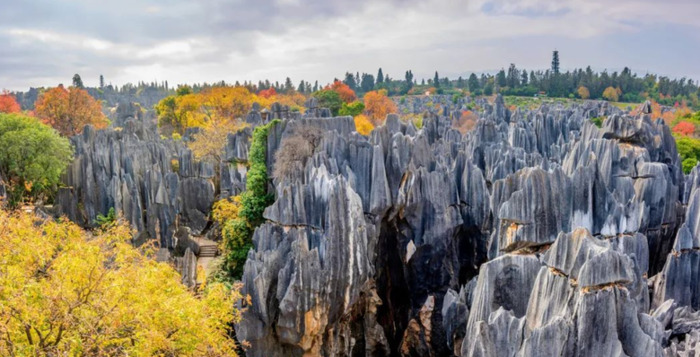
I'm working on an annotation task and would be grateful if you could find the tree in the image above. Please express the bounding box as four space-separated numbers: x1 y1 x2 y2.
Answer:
377 68 384 84
328 80 357 103
0 209 241 356
551 51 560 75
34 86 108 136
403 70 414 94
521 71 529 86
468 73 480 93
673 121 695 136
354 114 374 136
339 101 365 117
577 86 590 99
0 91 21 113
602 86 620 102
434 71 440 89
364 89 397 125
343 72 357 91
259 87 277 98
72 74 84 89
496 69 507 88
188 120 246 184
99 74 104 88
0 113 73 207
361 73 375 92
312 89 343 116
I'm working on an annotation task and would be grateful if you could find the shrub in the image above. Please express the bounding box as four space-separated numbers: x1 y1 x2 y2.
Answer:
0 113 73 208
94 207 117 227
312 89 343 116
591 116 604 128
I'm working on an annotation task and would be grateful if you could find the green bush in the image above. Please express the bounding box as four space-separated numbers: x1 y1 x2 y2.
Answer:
312 89 342 116
95 207 117 227
0 113 73 208
683 158 698 174
339 101 365 117
591 117 604 128
219 120 279 280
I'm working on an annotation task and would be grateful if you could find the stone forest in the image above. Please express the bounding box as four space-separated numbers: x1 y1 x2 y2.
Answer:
4 25 700 356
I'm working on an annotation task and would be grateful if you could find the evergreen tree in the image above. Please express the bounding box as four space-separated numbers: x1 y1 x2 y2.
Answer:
313 81 319 92
72 74 84 89
468 73 480 92
551 50 560 75
99 74 104 88
377 68 384 83
521 71 529 86
496 69 507 88
344 72 357 90
434 71 440 88
361 73 375 92
284 77 293 92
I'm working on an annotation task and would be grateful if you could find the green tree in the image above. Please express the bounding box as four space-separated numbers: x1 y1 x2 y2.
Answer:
434 71 440 89
468 73 480 93
339 101 365 117
377 68 384 84
312 89 343 116
0 113 73 207
72 73 84 89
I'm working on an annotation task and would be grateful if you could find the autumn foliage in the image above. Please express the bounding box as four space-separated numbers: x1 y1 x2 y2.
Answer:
0 91 21 113
454 110 478 134
354 114 374 136
673 121 695 136
328 80 356 103
258 87 277 99
577 86 590 100
0 210 241 356
363 89 397 125
156 86 305 134
34 86 108 136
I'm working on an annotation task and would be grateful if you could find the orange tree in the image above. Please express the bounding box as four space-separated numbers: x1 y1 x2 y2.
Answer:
0 91 21 113
363 89 397 125
34 85 108 136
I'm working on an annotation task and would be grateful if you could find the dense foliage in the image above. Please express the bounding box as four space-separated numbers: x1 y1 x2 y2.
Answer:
216 120 279 279
0 210 240 356
34 86 109 136
0 113 73 207
0 91 21 113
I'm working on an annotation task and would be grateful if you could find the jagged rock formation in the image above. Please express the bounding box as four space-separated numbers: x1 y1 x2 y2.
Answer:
56 119 215 249
57 96 700 356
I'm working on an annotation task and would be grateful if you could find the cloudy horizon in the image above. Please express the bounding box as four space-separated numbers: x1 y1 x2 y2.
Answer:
2 0 699 91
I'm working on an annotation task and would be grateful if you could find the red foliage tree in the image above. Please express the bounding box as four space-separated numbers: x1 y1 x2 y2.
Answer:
0 91 21 113
673 121 695 137
328 80 356 103
258 87 277 99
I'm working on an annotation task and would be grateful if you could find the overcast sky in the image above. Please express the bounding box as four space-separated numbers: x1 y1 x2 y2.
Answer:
1 0 699 91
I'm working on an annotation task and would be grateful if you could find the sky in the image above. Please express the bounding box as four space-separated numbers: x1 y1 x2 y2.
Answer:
1 0 699 91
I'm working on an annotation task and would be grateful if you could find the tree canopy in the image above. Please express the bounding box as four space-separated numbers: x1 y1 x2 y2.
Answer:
34 86 108 136
0 210 241 356
0 113 73 207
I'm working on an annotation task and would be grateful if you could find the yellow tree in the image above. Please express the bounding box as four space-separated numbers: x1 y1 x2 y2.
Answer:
363 89 397 125
0 210 241 356
577 86 590 100
602 86 620 102
34 85 108 136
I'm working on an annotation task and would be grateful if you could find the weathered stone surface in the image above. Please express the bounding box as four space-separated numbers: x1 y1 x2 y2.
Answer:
58 96 700 356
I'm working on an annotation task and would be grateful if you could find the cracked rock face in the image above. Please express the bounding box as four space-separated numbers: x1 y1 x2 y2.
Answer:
57 97 700 356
